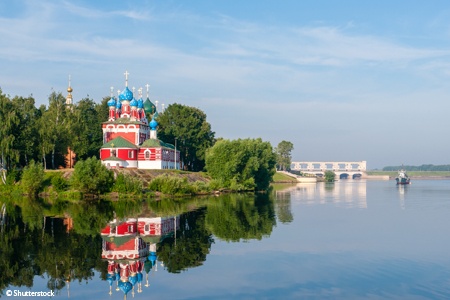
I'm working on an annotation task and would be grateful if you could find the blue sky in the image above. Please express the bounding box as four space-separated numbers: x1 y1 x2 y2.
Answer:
1 0 450 169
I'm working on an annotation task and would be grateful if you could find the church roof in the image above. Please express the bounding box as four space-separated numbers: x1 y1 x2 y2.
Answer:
102 136 138 149
103 118 144 125
101 235 135 247
141 138 175 149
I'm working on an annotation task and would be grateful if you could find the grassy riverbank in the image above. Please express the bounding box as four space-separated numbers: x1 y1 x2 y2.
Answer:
271 172 298 183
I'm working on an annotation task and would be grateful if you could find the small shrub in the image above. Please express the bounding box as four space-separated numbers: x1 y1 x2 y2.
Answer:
70 157 114 194
208 179 222 191
324 171 336 183
21 160 45 196
192 181 211 193
51 173 69 192
149 174 194 195
113 173 142 194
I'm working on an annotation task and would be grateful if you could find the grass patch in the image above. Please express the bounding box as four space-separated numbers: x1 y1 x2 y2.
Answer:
272 172 297 182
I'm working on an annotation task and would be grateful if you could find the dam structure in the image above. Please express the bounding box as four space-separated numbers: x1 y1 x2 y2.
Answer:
290 161 367 179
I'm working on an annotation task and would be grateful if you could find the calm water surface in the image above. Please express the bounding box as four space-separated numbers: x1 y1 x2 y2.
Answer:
2 179 450 299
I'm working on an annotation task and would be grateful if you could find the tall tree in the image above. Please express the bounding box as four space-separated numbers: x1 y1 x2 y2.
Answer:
157 103 215 171
0 90 20 179
275 140 294 171
38 92 71 169
70 98 103 160
11 95 41 166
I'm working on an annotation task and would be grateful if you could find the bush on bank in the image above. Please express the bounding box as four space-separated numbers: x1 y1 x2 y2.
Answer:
205 138 277 191
21 160 45 197
1 155 266 198
70 157 114 194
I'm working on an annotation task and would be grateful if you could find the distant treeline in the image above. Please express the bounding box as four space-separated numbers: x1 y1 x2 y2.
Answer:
383 165 450 171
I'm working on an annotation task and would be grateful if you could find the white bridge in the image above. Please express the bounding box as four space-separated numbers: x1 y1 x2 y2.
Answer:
290 161 367 179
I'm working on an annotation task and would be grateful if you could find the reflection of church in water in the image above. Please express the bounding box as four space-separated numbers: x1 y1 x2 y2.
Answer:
101 215 179 298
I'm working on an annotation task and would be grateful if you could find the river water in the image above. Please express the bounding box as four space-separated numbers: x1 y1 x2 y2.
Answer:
2 179 450 299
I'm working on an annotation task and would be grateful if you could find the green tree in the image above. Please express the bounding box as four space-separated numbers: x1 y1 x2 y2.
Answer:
324 170 336 182
275 140 294 171
11 95 41 166
0 90 20 178
205 138 277 191
70 157 114 194
20 160 45 196
157 103 215 171
70 98 103 160
38 92 71 169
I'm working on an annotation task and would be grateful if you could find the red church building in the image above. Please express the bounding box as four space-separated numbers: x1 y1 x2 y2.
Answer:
100 71 180 169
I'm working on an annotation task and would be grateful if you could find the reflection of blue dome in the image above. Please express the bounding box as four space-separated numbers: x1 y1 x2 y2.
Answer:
137 98 144 109
107 273 115 286
107 97 116 107
118 281 132 295
130 98 138 107
129 274 138 286
119 87 133 101
137 273 143 283
149 118 158 130
149 252 157 265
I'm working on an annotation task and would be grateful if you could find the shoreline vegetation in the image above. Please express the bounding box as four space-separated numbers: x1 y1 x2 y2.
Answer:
3 168 450 202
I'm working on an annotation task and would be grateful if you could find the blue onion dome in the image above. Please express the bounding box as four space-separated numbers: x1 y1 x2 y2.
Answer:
107 97 116 107
116 100 122 109
118 281 132 295
137 273 143 283
130 98 138 107
153 110 159 119
149 117 158 130
137 98 144 109
119 86 133 101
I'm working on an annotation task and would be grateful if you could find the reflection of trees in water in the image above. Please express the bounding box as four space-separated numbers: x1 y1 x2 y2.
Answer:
0 199 108 295
68 201 114 236
205 193 276 242
0 193 278 294
273 190 293 224
157 208 214 274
